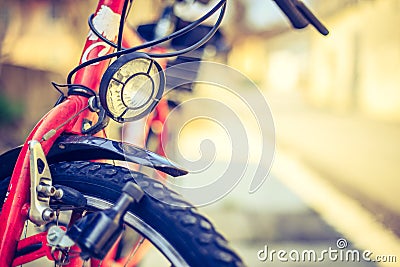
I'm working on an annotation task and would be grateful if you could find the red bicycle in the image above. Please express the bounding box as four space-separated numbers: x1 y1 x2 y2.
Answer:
0 0 327 266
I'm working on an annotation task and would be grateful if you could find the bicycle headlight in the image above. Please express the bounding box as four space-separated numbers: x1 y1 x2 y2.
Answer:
99 52 165 123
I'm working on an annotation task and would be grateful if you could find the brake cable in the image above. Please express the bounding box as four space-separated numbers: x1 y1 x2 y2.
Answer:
67 0 226 85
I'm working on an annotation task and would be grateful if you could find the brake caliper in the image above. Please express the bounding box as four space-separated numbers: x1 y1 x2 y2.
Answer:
29 140 62 225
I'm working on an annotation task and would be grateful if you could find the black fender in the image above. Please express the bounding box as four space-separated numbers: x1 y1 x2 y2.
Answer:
0 135 187 180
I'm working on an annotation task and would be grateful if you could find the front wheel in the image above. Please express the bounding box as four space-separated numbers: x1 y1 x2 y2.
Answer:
13 161 245 267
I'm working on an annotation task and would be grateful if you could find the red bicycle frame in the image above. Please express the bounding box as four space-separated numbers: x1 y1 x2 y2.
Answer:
0 1 156 266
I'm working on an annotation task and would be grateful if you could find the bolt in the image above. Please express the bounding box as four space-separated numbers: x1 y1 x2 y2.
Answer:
54 188 63 200
47 231 58 242
37 185 56 197
42 208 55 221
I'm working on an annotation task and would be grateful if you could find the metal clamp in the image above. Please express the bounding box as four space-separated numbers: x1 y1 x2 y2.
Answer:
47 225 75 248
81 96 109 135
29 140 62 225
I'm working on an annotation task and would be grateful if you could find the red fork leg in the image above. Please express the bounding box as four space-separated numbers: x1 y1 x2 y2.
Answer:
11 231 53 267
0 97 86 266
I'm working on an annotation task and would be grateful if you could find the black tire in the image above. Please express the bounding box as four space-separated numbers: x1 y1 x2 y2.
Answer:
0 161 245 267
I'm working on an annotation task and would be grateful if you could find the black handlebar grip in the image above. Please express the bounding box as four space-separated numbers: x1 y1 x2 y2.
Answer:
273 0 308 29
296 1 329 35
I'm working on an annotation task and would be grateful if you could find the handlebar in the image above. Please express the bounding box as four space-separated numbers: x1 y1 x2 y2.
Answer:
273 0 329 35
179 0 329 35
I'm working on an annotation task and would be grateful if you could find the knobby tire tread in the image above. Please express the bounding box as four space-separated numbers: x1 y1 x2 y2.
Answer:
0 161 245 267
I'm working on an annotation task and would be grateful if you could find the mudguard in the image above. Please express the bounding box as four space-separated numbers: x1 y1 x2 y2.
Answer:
0 135 187 180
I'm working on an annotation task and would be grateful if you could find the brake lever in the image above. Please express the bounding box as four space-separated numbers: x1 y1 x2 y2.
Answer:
273 0 329 35
274 0 308 29
295 1 329 35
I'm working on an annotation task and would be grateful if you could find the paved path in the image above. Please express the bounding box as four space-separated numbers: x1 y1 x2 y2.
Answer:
266 90 400 234
185 159 385 267
166 75 400 266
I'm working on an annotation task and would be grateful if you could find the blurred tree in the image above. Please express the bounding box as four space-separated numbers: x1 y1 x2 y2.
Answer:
0 91 24 126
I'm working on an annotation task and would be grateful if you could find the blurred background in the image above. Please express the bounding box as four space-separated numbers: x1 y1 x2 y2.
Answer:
1 0 400 266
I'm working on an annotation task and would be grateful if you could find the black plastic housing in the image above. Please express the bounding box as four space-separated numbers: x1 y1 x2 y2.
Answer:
66 182 144 259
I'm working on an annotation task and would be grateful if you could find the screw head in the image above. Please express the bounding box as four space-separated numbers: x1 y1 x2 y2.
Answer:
42 208 55 221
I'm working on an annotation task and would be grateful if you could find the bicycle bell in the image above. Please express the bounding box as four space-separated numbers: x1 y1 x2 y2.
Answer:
99 52 165 123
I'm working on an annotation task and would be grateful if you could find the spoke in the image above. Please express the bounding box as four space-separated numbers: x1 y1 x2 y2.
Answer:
19 220 29 266
56 209 60 226
23 220 28 239
124 236 145 267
